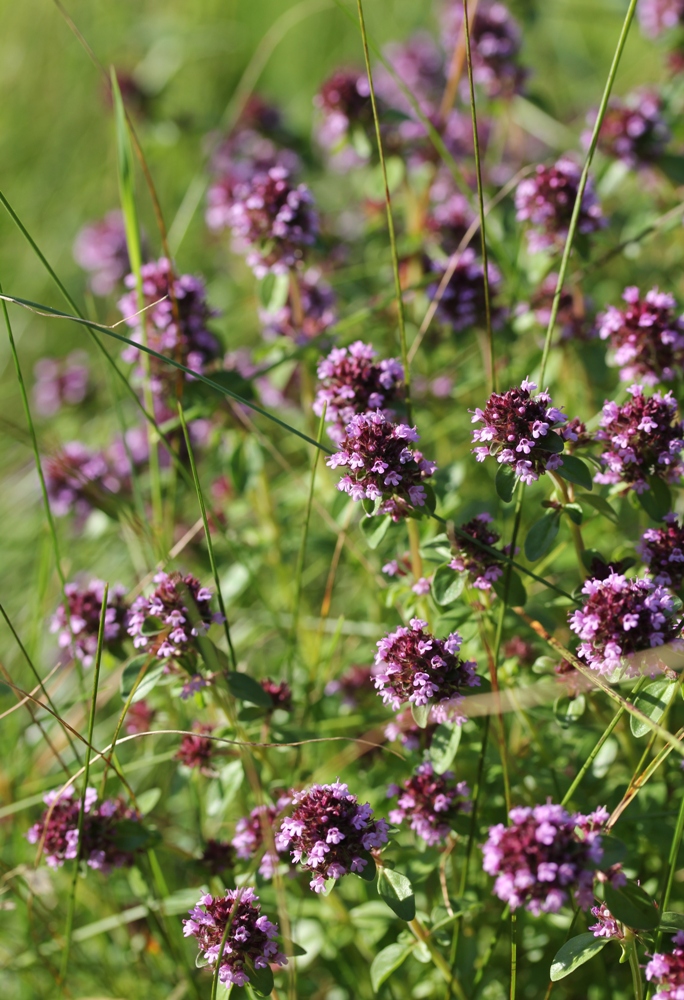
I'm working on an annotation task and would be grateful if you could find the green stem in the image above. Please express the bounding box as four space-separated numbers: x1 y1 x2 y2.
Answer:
510 911 518 1000
409 918 468 1000
628 939 644 1000
656 786 684 953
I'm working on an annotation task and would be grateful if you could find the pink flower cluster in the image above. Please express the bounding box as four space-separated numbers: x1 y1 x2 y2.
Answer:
127 570 223 661
639 0 684 37
515 157 605 254
568 572 681 675
260 268 336 345
598 287 684 385
45 442 124 520
388 762 471 846
313 69 371 164
73 211 130 296
175 725 217 773
233 797 292 878
638 515 684 589
428 249 504 333
276 780 388 892
449 513 506 590
33 352 89 418
589 902 623 939
183 888 286 989
50 580 128 667
646 933 684 999
587 91 669 168
442 0 526 98
373 619 480 718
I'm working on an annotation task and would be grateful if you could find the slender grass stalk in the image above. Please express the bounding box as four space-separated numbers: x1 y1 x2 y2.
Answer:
655 786 684 953
539 0 639 385
510 911 518 1000
628 940 644 1000
59 584 108 990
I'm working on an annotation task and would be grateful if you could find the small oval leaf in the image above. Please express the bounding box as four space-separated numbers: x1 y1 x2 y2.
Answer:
432 564 466 606
428 722 462 774
491 568 527 607
550 933 609 982
411 701 432 730
603 881 659 931
360 514 391 549
555 455 593 491
638 476 673 522
370 942 413 992
630 677 676 738
496 463 516 503
524 512 560 562
120 656 165 704
226 671 273 708
377 868 416 922
578 493 619 524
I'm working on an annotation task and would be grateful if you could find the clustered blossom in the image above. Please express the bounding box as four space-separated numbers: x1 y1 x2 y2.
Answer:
327 412 436 519
597 287 684 385
276 780 388 892
175 725 217 773
595 384 684 493
481 803 611 915
515 158 605 254
183 888 286 988
73 211 130 295
33 352 89 417
589 902 623 939
118 257 221 399
388 762 471 846
50 580 128 666
442 0 526 98
27 787 142 871
449 513 506 590
127 571 223 661
324 665 374 707
45 442 123 520
471 379 569 485
428 250 504 333
233 798 291 878
260 679 293 711
427 183 477 254
224 166 318 278
568 572 682 676
587 91 669 168
313 69 371 159
125 700 155 735
639 0 684 37
638 515 684 589
314 342 404 444
260 269 336 345
646 933 684 999
373 619 480 719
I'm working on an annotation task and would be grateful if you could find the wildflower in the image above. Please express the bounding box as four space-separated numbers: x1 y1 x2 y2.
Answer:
442 0 526 98
503 637 536 665
585 91 669 169
412 577 432 596
32 352 89 417
645 933 684 998
314 341 404 445
73 211 130 295
50 580 128 666
384 707 438 751
27 787 143 871
127 570 224 662
515 158 605 254
568 571 682 676
638 515 684 588
471 380 569 485
200 840 236 876
481 802 611 915
428 249 504 334
233 797 291 878
45 442 123 520
388 762 471 846
373 619 480 720
125 700 156 735
260 269 336 345
426 181 477 255
595 384 684 493
449 513 507 590
638 0 684 38
589 902 623 939
327 412 436 519
276 780 389 891
175 725 217 773
260 679 293 712
313 69 371 162
225 166 318 278
183 888 287 988
374 33 445 117
382 560 399 577
324 665 375 708
597 287 684 385
118 257 221 399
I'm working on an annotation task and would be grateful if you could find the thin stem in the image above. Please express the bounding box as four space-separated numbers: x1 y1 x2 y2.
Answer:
539 0 639 385
628 939 644 1000
655 785 684 953
510 911 518 1000
409 918 468 1000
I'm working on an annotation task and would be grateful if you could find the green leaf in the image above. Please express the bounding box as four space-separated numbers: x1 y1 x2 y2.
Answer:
377 868 416 921
550 933 609 982
195 951 210 969
357 853 377 882
421 483 437 516
638 476 673 522
556 455 593 491
491 568 527 607
495 463 516 503
370 942 413 992
428 722 462 774
589 837 626 870
245 959 274 996
578 493 619 524
111 819 160 852
630 677 677 738
359 515 391 549
120 656 165 704
660 911 684 933
112 71 143 279
411 701 432 730
140 615 164 636
135 787 161 815
431 564 465 606
542 432 565 455
603 881 659 930
564 502 583 525
524 512 560 562
225 672 273 708
658 153 684 186
553 693 586 728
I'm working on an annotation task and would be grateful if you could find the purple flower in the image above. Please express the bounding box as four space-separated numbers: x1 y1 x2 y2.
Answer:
515 157 605 254
50 580 128 667
223 166 318 278
568 571 682 676
428 249 504 333
481 802 611 915
639 0 684 37
260 269 336 345
259 679 293 711
27 786 143 871
314 341 404 444
585 91 669 169
233 797 292 878
638 515 684 588
589 902 623 939
32 352 90 418
374 33 445 118
127 570 223 664
384 706 438 751
426 176 478 255
313 69 372 165
373 619 480 718
324 664 375 708
441 0 526 98
125 700 155 735
73 211 130 296
449 513 508 591
597 287 684 385
183 888 286 988
199 840 236 876
388 762 471 846
646 934 684 998
117 258 221 401
471 380 569 484
327 411 436 520
595 384 684 493
45 442 123 520
276 780 389 890
175 725 217 774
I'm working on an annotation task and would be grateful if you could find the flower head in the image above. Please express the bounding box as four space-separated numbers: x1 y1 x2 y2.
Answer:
233 797 292 878
127 570 223 663
568 572 682 676
200 840 236 876
471 381 569 484
388 762 471 845
45 442 123 520
449 513 507 590
373 619 480 718
515 158 605 254
183 888 286 988
260 679 293 711
646 934 684 998
598 287 684 385
50 580 128 667
276 780 388 891
313 69 372 165
595 385 684 493
589 902 623 939
175 725 217 774
260 269 336 345
638 515 684 588
125 700 156 735
442 0 526 98
639 0 684 37
481 802 611 915
33 352 90 418
428 249 504 333
73 211 130 295
586 91 669 168
314 342 404 444
324 664 375 708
